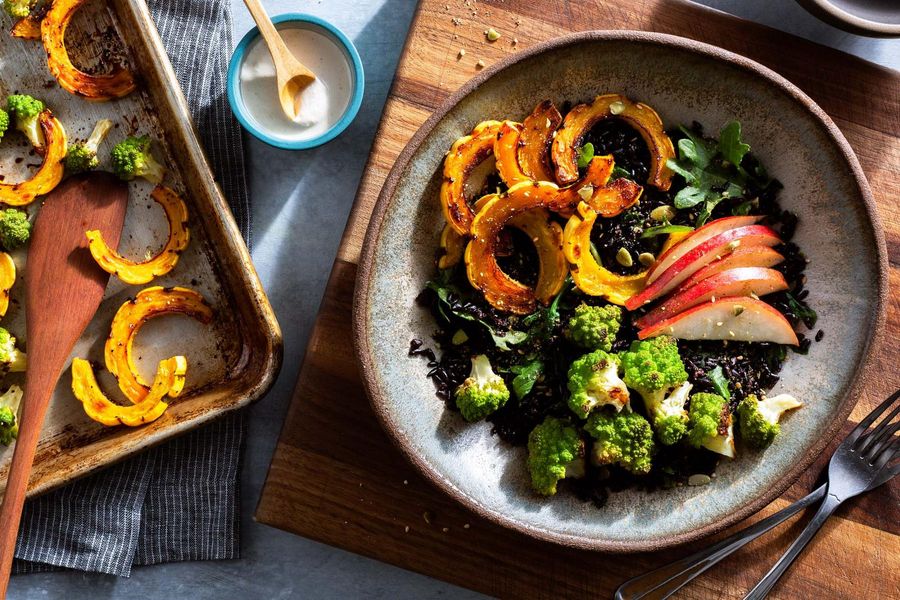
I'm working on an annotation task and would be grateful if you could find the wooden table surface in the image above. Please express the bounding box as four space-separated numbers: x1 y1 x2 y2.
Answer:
256 0 900 597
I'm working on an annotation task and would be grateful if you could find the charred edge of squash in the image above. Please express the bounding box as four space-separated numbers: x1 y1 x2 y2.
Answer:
11 16 42 39
104 286 212 403
494 121 530 187
563 201 647 306
440 120 503 235
551 155 615 217
0 111 66 206
42 0 137 100
586 177 643 218
87 185 190 285
518 100 562 183
0 253 15 318
551 94 675 190
72 356 186 427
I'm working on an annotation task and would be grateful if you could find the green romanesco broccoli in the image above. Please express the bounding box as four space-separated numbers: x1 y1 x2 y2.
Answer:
0 327 26 374
566 349 630 419
0 209 30 251
454 354 510 422
564 303 622 351
584 409 655 474
620 336 690 445
65 119 113 174
527 416 585 496
687 392 735 458
0 109 8 143
7 95 45 148
111 135 166 184
3 0 32 18
737 393 803 449
0 385 22 446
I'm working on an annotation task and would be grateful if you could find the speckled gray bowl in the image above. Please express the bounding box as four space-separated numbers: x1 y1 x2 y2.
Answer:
353 31 887 552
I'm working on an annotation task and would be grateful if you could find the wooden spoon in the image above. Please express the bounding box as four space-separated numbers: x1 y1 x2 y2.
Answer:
242 0 317 121
0 173 128 596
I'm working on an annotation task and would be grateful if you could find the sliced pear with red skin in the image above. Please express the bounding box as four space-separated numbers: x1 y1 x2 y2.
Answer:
625 225 781 311
645 216 761 285
678 245 784 290
634 267 789 329
638 296 799 345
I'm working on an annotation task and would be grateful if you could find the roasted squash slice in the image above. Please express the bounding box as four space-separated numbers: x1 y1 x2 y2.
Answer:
518 100 562 183
105 286 212 403
465 182 569 314
42 0 137 100
440 120 503 234
87 185 190 285
551 94 675 190
0 111 66 206
72 356 186 427
438 221 467 270
0 253 15 318
585 177 643 218
12 16 42 40
563 201 647 306
551 155 619 217
508 208 567 304
494 121 530 187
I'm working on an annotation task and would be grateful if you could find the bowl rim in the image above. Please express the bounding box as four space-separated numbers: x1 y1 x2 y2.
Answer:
226 13 365 151
795 0 900 37
352 30 889 552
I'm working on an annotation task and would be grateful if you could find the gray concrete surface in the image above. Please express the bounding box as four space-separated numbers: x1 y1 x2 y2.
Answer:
9 0 898 598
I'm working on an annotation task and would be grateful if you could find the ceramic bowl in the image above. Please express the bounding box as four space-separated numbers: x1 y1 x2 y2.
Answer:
796 0 900 37
353 31 887 552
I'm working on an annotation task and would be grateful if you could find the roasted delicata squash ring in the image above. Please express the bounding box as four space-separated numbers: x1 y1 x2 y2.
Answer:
465 182 569 314
0 253 15 318
551 94 675 190
519 100 562 183
508 209 567 304
105 286 213 403
42 0 137 100
12 16 42 40
438 221 467 270
87 185 190 285
72 356 186 427
494 121 530 187
0 111 66 206
585 177 643 218
440 120 503 234
552 155 616 217
563 201 648 306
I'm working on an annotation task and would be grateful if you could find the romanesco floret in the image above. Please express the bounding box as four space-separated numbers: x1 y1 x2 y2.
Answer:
0 327 26 374
0 385 22 446
3 0 31 18
7 94 45 148
566 349 630 419
111 135 166 184
65 119 113 174
0 109 8 143
454 354 509 422
527 416 585 496
584 409 655 474
620 336 690 444
0 208 30 251
687 392 735 458
737 393 803 449
565 303 622 351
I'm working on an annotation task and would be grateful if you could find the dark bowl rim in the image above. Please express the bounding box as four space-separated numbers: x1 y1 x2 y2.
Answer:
352 29 889 553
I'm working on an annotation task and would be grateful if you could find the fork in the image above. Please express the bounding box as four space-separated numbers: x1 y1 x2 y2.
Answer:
616 390 900 600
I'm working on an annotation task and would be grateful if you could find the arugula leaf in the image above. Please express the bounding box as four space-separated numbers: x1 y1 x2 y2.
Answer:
425 280 526 351
522 277 572 341
510 359 544 400
577 143 595 169
707 365 731 401
640 224 694 239
718 121 750 172
678 126 716 169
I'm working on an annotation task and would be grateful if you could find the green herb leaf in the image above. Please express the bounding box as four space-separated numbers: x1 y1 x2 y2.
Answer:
678 127 716 169
785 291 818 328
732 200 753 216
707 365 731 401
640 224 694 239
425 280 526 351
522 277 572 341
510 359 544 400
674 184 712 209
577 142 595 169
611 165 631 179
718 121 750 171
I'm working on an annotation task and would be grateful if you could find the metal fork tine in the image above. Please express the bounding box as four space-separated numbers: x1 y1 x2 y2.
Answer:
873 461 900 488
850 390 900 447
872 437 900 470
858 403 900 455
864 421 900 460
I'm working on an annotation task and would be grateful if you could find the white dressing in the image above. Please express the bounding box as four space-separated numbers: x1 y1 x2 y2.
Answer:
240 25 352 142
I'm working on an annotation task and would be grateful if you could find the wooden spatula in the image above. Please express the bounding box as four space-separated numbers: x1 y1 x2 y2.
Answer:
0 173 128 596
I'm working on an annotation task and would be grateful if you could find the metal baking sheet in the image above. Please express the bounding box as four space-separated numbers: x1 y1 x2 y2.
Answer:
0 0 281 496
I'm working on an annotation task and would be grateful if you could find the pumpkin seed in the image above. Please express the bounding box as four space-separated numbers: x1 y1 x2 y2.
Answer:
577 185 594 201
638 252 655 266
486 28 501 41
609 101 626 115
688 474 711 486
616 247 633 267
649 205 676 222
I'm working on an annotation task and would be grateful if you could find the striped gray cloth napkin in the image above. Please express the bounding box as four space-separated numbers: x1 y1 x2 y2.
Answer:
13 0 250 577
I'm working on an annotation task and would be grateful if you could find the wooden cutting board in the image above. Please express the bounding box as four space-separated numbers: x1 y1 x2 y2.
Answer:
256 1 900 597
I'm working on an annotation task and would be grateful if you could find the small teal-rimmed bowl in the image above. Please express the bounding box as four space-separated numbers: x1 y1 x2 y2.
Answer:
227 14 364 150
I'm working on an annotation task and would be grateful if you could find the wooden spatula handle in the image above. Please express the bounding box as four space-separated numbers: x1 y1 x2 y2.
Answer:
0 372 58 597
